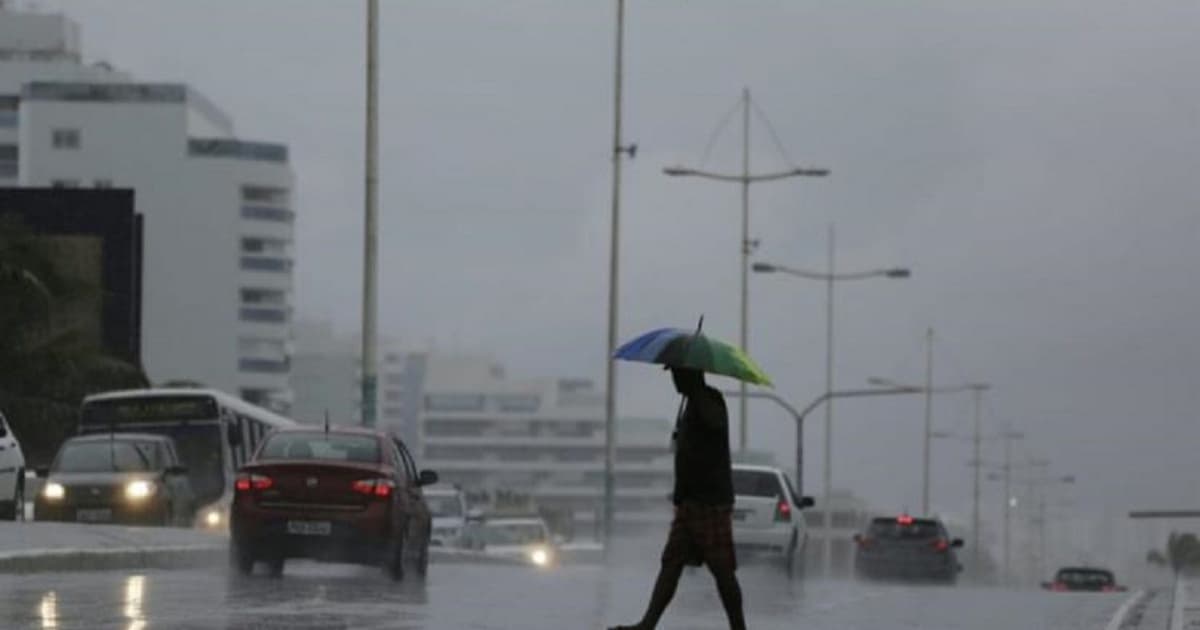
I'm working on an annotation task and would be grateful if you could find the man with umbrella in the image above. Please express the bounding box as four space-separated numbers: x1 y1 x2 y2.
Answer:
610 325 769 630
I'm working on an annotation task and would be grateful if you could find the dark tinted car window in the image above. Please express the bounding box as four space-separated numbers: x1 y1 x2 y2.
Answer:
1057 569 1114 586
259 432 381 463
55 440 161 472
732 470 781 497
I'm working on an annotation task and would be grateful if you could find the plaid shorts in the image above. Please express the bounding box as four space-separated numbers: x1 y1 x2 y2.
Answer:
661 503 737 571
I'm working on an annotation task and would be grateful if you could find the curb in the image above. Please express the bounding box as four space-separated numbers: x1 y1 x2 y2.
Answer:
0 544 226 573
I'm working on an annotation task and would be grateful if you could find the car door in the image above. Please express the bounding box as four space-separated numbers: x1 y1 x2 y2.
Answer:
0 413 19 501
392 439 430 547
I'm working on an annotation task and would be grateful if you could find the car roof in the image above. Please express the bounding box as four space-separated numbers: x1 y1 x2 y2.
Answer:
272 426 387 439
67 433 172 444
731 464 783 474
871 515 942 526
484 517 547 526
1057 566 1113 574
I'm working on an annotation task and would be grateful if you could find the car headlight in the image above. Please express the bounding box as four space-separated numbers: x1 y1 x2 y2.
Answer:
204 510 222 527
530 547 550 567
124 480 155 500
43 482 65 500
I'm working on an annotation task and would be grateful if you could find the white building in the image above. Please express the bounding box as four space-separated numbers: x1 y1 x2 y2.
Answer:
290 322 675 534
0 7 295 410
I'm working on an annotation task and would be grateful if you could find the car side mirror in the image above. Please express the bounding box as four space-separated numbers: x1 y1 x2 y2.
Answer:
226 425 242 447
35 467 49 478
799 496 815 508
417 469 438 487
951 538 964 548
165 465 188 476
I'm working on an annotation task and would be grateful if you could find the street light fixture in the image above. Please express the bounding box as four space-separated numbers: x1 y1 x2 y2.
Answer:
662 88 829 454
753 248 909 575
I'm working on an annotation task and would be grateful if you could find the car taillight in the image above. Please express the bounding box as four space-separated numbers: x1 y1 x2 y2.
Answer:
897 514 914 525
1102 585 1117 592
932 538 950 552
1051 582 1068 592
235 473 272 492
352 478 395 498
856 536 873 549
775 499 792 522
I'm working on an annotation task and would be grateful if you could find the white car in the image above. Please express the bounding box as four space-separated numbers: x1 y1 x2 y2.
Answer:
731 464 814 575
0 410 27 520
424 485 469 547
474 516 558 568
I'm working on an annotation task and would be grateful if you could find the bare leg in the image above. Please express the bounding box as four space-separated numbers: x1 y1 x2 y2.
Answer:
708 564 747 630
609 561 685 630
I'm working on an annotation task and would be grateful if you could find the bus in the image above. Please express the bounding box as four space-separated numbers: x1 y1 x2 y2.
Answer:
78 388 297 530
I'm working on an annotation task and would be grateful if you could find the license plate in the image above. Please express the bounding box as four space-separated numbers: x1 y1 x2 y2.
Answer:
286 520 332 536
77 508 112 523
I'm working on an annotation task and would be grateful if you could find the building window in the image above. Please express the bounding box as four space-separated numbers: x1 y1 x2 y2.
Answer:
241 185 289 204
239 358 289 374
94 179 113 189
424 394 486 412
239 307 288 323
51 128 80 149
241 237 288 255
240 288 287 305
0 111 17 128
240 256 292 272
241 206 294 223
50 179 80 188
238 337 286 355
0 144 16 178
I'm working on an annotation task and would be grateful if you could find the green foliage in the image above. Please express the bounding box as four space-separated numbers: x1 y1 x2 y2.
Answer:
1148 532 1200 572
0 216 148 465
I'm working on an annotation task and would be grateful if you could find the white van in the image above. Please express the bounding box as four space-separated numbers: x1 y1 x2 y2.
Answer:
0 410 27 520
424 485 469 547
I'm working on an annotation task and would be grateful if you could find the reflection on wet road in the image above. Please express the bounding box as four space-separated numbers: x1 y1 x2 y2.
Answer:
1 562 1128 629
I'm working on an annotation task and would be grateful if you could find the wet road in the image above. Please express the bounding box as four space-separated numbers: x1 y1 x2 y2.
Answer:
0 562 1129 629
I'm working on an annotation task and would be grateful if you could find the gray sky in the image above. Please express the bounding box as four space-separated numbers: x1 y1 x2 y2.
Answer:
38 0 1200 529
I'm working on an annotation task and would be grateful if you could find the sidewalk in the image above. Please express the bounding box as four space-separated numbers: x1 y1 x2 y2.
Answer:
0 522 226 573
1171 572 1200 630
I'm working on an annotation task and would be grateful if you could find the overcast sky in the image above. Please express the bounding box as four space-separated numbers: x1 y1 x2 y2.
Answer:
35 1 1200 538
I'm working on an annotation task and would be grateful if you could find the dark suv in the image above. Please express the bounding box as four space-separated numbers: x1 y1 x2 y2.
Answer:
853 514 963 583
230 427 437 580
1043 567 1126 592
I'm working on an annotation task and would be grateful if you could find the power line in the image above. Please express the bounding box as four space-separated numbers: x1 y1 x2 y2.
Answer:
750 97 798 169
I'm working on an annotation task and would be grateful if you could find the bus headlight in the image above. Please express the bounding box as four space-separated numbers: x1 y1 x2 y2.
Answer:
43 482 65 500
204 510 222 528
124 480 155 500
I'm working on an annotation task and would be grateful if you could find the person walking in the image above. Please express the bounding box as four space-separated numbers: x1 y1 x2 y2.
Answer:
610 366 746 630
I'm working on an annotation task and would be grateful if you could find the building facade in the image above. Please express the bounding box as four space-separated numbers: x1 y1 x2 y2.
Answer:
0 7 295 411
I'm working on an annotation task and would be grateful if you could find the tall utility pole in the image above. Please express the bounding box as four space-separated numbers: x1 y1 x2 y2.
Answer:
822 225 836 573
969 385 988 573
663 91 828 451
921 328 934 514
736 87 752 452
999 431 1023 585
603 0 636 551
360 0 380 427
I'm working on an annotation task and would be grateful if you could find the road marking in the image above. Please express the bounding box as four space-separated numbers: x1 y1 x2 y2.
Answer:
1105 589 1147 630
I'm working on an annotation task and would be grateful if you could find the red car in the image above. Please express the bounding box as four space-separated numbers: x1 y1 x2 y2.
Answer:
230 427 437 580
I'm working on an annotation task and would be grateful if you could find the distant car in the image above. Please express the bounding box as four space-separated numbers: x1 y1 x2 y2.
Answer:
34 433 195 526
424 485 469 547
475 516 558 568
731 464 814 574
229 427 438 580
853 514 963 584
0 411 26 520
1043 567 1127 592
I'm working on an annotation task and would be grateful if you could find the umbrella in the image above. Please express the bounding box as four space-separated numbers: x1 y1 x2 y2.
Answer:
613 326 773 387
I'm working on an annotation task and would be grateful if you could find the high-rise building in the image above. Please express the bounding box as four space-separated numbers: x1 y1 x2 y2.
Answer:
0 7 295 410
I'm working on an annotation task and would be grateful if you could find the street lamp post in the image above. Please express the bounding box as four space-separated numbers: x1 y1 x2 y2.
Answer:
664 88 828 453
360 0 380 428
928 384 992 577
753 250 909 575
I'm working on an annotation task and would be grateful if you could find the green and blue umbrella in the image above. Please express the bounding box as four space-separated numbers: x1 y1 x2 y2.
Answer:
613 326 773 387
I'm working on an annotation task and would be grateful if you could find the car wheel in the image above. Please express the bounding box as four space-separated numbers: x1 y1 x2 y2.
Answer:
11 478 23 522
416 541 429 578
230 541 254 576
266 555 285 578
783 530 798 578
386 527 407 581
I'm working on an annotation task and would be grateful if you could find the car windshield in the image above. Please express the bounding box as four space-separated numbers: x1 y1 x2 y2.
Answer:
54 440 160 473
484 523 547 545
427 495 464 518
868 518 943 541
259 432 381 464
1058 570 1114 586
732 470 781 498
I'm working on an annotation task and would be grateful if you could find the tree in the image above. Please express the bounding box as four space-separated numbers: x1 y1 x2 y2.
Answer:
0 216 148 464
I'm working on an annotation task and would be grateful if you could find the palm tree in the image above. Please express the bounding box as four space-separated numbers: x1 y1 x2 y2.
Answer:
0 216 148 465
